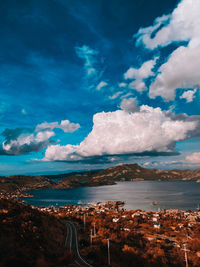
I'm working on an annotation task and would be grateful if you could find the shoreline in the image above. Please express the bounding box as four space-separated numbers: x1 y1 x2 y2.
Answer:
1 163 200 195
18 179 200 212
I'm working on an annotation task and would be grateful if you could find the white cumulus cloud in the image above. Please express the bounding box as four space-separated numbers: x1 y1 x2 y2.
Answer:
120 97 138 113
124 59 156 80
186 152 200 164
135 0 200 100
2 119 80 155
124 59 157 92
35 120 80 133
128 80 147 92
43 106 198 161
180 89 197 102
149 45 200 100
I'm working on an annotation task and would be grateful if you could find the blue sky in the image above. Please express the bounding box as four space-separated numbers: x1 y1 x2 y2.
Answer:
1 0 200 175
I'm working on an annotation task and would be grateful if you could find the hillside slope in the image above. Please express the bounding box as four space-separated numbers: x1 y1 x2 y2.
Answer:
53 163 200 188
0 197 72 266
1 164 200 194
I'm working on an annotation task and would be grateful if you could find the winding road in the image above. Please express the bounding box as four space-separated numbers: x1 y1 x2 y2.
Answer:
64 221 93 267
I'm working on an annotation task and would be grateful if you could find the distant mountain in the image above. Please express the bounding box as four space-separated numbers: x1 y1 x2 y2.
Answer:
1 163 200 194
0 175 56 194
53 163 200 188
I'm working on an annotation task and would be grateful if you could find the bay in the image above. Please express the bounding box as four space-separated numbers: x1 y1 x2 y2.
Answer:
22 180 200 211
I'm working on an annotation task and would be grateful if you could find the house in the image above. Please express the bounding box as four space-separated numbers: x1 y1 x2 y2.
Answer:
113 218 119 223
123 228 130 231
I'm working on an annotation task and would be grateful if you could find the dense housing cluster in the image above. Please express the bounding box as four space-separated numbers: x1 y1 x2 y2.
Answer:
33 201 200 266
1 191 200 266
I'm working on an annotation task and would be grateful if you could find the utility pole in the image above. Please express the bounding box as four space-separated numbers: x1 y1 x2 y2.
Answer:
107 238 110 266
90 229 93 245
93 222 96 236
83 213 86 231
183 244 189 267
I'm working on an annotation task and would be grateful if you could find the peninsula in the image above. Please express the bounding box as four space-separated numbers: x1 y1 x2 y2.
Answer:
1 163 200 196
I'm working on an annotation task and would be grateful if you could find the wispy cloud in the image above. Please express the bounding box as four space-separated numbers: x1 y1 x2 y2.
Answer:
21 109 27 115
75 45 98 77
35 120 80 133
118 82 127 88
109 91 123 100
96 81 108 91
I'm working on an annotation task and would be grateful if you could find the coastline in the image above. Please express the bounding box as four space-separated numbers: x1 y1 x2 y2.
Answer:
19 180 200 212
1 163 200 200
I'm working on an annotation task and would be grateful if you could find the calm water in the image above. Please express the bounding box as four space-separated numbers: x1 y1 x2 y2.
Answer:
22 181 200 211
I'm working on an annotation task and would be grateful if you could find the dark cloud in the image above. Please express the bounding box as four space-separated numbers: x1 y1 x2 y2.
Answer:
3 139 55 156
50 150 180 164
165 112 200 138
2 128 32 143
1 127 55 155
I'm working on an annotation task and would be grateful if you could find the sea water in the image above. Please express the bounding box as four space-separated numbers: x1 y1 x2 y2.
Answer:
22 180 200 211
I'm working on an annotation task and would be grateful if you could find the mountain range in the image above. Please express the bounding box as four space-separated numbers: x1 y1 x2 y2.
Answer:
1 163 200 194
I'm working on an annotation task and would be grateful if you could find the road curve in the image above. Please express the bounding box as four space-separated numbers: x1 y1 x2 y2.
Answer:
64 221 93 267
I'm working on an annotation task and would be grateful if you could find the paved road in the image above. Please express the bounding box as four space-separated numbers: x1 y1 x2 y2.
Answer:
64 221 93 267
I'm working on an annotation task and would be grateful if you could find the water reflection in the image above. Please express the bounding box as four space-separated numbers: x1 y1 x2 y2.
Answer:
23 181 200 211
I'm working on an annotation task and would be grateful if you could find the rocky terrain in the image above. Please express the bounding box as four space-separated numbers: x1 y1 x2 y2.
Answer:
1 163 200 195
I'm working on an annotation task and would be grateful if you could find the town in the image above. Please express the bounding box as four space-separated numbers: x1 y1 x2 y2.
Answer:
25 198 200 266
1 191 200 266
